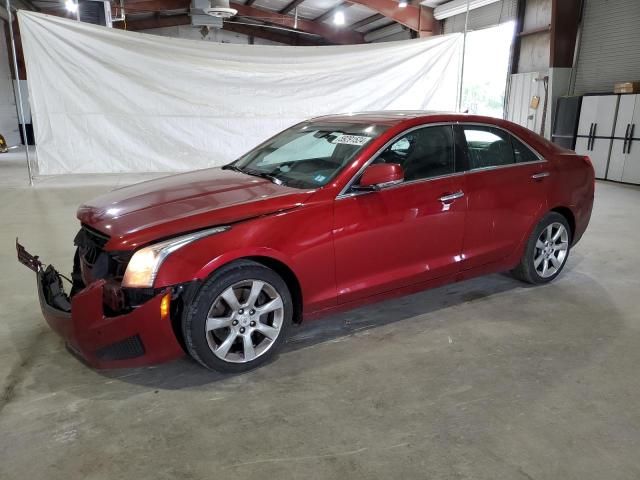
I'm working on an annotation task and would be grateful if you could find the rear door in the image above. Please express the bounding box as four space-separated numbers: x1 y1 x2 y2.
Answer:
333 124 467 304
459 124 550 270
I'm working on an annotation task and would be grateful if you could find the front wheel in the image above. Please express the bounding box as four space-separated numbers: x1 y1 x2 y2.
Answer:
182 260 293 373
512 212 572 285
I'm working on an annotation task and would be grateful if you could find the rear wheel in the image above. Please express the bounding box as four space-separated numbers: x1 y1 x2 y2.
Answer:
512 212 572 285
182 260 293 373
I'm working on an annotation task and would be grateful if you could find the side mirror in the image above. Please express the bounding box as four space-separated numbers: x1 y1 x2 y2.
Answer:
354 163 404 191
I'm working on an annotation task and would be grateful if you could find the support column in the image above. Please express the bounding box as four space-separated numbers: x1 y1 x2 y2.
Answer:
5 1 33 185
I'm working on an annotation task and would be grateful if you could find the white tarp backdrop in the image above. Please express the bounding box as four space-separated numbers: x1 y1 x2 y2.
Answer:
18 12 463 175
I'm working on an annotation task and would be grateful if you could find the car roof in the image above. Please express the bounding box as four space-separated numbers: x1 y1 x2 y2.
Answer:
307 111 524 128
309 111 448 126
308 111 568 157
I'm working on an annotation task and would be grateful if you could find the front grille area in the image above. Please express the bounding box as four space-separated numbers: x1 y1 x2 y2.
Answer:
95 335 145 361
81 224 109 248
75 224 110 266
74 225 131 284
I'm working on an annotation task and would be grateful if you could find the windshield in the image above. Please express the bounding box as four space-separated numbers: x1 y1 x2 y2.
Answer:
229 122 388 189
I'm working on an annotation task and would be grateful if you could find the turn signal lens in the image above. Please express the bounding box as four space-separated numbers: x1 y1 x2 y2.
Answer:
160 293 171 320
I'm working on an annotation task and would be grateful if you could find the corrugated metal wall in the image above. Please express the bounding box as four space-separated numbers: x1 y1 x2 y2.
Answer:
444 0 518 33
573 0 640 94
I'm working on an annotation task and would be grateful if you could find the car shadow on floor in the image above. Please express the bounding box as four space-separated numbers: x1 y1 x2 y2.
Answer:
95 270 538 390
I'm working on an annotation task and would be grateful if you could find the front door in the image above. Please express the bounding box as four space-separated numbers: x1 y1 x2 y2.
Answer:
333 124 467 304
459 125 550 270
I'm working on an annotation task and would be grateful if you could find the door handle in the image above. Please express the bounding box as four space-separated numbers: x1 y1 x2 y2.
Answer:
624 123 631 154
629 124 636 154
590 123 598 150
588 123 594 151
439 191 464 203
531 172 550 180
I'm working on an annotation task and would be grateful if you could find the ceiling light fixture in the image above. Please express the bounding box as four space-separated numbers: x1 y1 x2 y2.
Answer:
333 10 345 25
65 0 78 12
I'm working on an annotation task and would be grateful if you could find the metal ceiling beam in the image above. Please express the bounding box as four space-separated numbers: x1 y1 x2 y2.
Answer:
112 0 364 43
346 0 438 35
2 0 37 12
349 12 383 29
113 12 188 29
233 2 363 43
119 0 437 39
223 21 326 45
310 0 438 35
279 0 305 14
120 0 189 12
116 13 327 45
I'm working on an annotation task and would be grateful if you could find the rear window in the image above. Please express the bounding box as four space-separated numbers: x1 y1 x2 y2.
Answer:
463 126 540 169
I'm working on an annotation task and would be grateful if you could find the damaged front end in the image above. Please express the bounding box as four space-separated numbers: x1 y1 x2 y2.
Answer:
16 226 190 368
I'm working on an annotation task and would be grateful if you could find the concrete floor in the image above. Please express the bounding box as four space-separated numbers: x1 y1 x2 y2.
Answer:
1 159 640 480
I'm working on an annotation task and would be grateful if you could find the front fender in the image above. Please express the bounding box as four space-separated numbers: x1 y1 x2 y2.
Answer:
154 237 297 288
198 247 296 283
150 201 338 315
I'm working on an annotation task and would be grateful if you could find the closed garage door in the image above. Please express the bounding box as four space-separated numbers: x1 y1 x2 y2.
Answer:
573 0 640 94
444 0 518 33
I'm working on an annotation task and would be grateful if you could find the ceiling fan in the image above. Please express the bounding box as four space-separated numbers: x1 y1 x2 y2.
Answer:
189 0 322 37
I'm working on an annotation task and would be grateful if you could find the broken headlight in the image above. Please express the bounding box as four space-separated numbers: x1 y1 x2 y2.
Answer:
122 226 229 288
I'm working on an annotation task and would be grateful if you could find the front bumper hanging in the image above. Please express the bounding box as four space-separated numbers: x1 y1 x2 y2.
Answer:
17 239 184 369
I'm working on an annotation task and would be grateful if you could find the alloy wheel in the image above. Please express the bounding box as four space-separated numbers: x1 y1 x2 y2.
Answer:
205 279 284 363
534 222 569 278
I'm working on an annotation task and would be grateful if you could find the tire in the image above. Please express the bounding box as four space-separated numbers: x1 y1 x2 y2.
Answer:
182 260 293 373
511 212 572 285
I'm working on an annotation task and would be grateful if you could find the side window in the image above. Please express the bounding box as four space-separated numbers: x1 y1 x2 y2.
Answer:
374 125 455 181
463 126 514 169
512 137 539 163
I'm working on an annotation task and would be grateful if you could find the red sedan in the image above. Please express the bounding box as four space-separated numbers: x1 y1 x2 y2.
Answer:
18 112 594 372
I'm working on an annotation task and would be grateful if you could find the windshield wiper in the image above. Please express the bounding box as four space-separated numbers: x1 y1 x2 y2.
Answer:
223 164 286 186
222 164 243 172
241 168 286 186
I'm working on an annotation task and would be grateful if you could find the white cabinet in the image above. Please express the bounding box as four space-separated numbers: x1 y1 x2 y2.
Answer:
607 94 640 184
574 95 619 179
620 141 640 184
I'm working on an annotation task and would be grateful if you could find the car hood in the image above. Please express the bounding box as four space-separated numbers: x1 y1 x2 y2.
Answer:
77 168 315 250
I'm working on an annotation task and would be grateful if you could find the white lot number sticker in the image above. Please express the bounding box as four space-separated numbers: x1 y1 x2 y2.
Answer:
333 134 372 146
